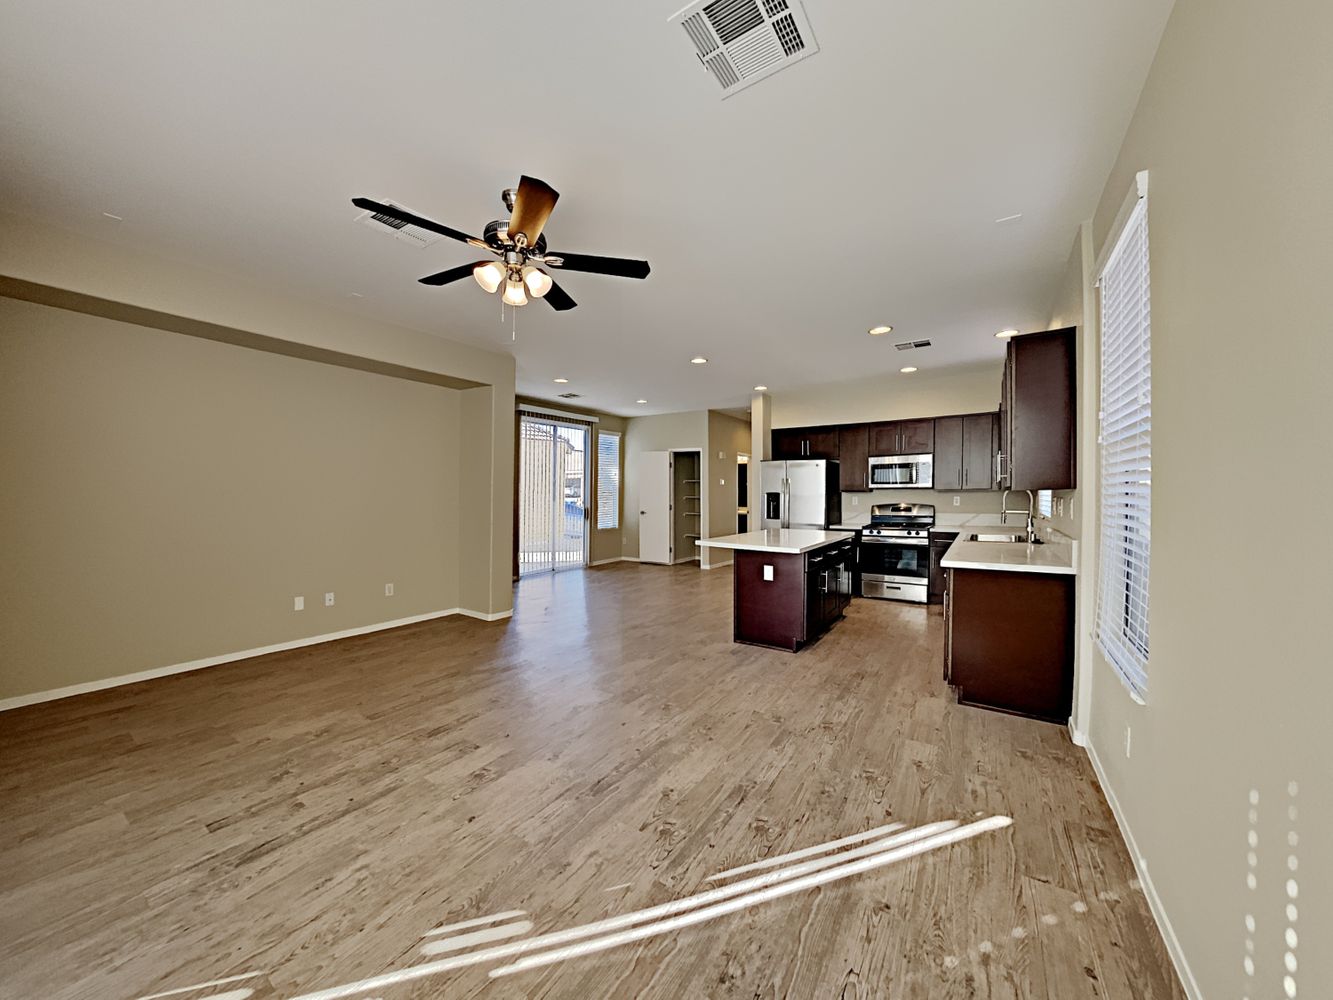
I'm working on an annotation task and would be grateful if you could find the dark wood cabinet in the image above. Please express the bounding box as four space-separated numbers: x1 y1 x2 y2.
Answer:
733 541 852 652
962 412 998 490
927 531 958 605
837 424 869 491
934 413 997 491
944 567 1074 723
899 418 934 455
868 419 934 456
998 328 1076 490
933 417 964 490
772 425 839 461
772 427 806 460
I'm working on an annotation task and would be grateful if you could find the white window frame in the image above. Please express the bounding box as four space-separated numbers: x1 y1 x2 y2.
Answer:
596 430 621 531
1094 170 1152 703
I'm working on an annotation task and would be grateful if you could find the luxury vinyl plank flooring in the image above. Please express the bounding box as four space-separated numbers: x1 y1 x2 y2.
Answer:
0 564 1184 999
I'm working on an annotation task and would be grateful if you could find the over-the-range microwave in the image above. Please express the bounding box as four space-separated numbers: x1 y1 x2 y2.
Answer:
868 453 933 489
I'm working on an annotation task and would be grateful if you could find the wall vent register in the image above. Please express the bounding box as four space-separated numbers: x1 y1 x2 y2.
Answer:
671 0 819 98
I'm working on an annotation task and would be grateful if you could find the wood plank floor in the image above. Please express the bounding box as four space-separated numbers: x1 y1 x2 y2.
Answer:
0 564 1185 999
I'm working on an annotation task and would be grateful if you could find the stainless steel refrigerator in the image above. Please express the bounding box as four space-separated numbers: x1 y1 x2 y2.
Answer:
760 460 841 529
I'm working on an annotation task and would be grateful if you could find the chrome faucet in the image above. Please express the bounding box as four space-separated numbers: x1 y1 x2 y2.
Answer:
1001 489 1037 543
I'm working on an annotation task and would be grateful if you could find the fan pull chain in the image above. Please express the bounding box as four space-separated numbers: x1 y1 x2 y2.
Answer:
513 308 517 341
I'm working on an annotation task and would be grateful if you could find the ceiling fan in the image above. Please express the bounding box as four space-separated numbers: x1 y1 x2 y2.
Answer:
352 176 650 312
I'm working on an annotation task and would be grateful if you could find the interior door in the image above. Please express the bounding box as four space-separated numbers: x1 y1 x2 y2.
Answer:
638 451 672 564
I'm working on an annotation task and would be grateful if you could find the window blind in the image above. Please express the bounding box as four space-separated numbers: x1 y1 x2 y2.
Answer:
596 432 621 530
1096 195 1152 700
1037 490 1053 518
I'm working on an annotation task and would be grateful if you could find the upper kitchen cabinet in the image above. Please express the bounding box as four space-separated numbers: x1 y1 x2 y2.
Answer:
934 413 997 491
772 426 839 461
868 419 935 456
837 424 869 491
998 328 1077 491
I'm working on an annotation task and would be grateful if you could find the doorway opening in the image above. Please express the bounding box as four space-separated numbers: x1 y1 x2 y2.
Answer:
518 414 588 574
737 454 750 532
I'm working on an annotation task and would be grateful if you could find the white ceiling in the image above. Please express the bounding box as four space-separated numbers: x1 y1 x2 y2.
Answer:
0 1 1173 416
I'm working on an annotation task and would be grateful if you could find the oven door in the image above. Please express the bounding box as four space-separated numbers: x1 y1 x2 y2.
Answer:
858 535 930 601
868 454 933 489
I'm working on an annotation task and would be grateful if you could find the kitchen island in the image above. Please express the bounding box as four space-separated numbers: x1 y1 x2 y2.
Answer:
698 529 855 651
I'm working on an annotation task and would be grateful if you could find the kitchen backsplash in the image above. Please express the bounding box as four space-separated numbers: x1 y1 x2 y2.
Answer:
840 489 1005 522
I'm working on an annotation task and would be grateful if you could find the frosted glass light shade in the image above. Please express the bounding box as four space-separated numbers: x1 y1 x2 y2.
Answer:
473 261 505 294
502 279 528 306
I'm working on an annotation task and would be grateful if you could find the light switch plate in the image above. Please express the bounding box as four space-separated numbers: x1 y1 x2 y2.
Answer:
953 496 961 506
763 565 774 582
293 596 304 611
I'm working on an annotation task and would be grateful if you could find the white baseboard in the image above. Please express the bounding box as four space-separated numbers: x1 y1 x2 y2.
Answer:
1084 741 1202 999
0 606 509 713
455 607 513 622
701 559 733 571
1068 722 1088 747
589 556 634 566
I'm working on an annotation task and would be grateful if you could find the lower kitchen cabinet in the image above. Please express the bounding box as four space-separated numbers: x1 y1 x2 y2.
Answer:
733 542 853 651
944 568 1074 723
927 531 958 604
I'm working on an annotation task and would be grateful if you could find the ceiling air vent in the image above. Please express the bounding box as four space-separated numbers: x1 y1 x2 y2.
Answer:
557 392 583 399
353 200 447 249
670 0 818 98
894 340 933 351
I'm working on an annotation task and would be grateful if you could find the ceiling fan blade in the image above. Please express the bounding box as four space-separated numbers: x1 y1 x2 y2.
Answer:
352 197 481 246
418 261 492 286
544 252 651 280
542 281 577 311
507 176 560 245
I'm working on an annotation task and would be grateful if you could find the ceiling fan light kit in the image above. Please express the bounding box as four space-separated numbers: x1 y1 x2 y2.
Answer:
353 175 650 314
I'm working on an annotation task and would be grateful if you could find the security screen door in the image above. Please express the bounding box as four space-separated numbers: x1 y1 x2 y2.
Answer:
518 415 588 574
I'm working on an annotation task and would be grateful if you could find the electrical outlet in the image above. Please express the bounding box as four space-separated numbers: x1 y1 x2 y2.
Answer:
324 592 335 607
718 450 725 460
719 478 725 486
953 495 961 506
293 596 304 611
763 564 774 582
1056 497 1064 518
851 496 859 506
1125 726 1132 758
385 583 394 597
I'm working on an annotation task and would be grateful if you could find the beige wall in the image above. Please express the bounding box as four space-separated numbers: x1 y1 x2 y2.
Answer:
704 410 751 568
0 297 462 702
771 362 1001 428
1075 1 1332 994
620 410 708 560
0 211 516 618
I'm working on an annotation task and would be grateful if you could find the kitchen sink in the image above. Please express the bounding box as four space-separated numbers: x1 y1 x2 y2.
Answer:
967 532 1044 544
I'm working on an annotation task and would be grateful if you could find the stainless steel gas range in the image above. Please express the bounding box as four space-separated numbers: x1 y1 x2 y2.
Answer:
857 502 935 603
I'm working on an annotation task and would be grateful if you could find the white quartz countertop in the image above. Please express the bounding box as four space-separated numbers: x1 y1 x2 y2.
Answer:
697 529 855 555
941 530 1077 575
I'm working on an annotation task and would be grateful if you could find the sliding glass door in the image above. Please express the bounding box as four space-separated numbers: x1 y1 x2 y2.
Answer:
518 415 588 574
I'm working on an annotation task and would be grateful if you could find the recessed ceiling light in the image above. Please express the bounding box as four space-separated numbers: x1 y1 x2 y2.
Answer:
900 366 918 374
636 398 648 404
753 385 768 392
995 329 1020 339
868 325 894 336
553 377 570 384
690 356 708 365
